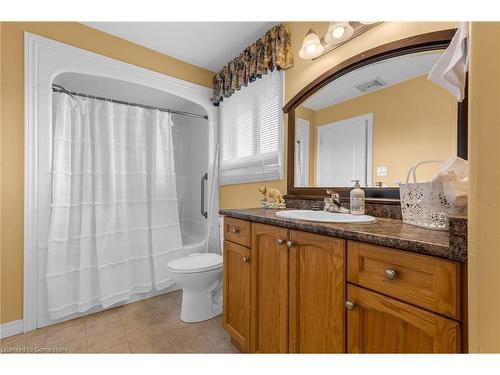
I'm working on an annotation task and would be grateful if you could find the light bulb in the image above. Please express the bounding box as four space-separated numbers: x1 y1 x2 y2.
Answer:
332 26 345 39
305 43 317 54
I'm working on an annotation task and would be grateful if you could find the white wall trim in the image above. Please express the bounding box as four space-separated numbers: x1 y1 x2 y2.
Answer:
294 117 310 187
0 320 24 339
365 113 374 187
23 31 39 335
24 32 218 332
279 70 286 180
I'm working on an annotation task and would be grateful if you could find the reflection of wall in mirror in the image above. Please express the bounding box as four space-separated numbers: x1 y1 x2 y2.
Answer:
300 74 457 187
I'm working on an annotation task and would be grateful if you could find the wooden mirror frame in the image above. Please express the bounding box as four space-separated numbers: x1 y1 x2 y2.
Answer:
283 29 468 200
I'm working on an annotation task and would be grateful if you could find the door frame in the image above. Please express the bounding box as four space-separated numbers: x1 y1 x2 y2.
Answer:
295 118 310 187
315 113 373 187
23 33 217 332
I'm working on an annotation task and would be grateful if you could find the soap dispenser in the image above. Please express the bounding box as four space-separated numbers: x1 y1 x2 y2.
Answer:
350 180 365 215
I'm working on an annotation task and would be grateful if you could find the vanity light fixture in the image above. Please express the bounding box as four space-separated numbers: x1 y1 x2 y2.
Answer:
299 21 382 60
299 29 325 59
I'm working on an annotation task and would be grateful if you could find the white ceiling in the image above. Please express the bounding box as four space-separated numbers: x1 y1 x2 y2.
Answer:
302 51 444 111
82 22 277 72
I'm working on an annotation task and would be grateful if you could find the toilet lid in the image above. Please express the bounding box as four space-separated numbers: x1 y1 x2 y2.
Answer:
167 253 223 273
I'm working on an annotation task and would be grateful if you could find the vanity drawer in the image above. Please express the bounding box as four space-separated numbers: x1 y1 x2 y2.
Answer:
347 241 460 320
224 217 251 247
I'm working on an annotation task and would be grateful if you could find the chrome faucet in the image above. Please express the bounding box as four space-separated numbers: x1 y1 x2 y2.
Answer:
324 189 350 213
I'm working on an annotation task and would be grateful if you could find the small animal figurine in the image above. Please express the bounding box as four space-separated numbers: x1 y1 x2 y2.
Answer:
259 186 286 208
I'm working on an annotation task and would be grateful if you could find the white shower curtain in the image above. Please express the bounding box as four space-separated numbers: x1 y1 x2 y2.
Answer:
46 92 183 319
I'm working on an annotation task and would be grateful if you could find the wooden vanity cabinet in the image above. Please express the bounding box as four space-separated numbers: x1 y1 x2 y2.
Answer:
289 230 346 353
347 241 461 320
250 223 290 353
223 240 251 352
222 217 464 354
346 241 462 353
249 225 346 353
223 218 347 353
346 284 461 353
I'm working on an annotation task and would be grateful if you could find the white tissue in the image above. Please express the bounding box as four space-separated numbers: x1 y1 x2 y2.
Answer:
433 156 469 209
433 156 469 182
427 22 469 102
443 178 468 207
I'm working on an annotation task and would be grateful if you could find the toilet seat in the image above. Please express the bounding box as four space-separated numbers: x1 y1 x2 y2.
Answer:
167 253 223 274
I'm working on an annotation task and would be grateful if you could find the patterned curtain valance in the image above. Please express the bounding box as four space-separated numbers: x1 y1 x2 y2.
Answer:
212 23 294 105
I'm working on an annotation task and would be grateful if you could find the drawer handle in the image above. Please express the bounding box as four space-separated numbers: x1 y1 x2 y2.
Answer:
286 240 295 248
231 227 240 234
277 238 285 245
385 268 398 280
345 301 356 311
242 256 250 263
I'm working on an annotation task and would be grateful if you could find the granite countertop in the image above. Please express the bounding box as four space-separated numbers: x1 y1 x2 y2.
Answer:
220 208 467 263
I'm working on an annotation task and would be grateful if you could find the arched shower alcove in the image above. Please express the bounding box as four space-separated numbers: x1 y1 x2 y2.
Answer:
25 33 219 330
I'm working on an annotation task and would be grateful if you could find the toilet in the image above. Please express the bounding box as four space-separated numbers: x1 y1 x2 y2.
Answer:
167 252 223 323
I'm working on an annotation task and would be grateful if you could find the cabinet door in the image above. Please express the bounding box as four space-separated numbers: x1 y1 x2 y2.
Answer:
289 230 346 353
223 240 251 352
346 284 460 353
250 223 289 353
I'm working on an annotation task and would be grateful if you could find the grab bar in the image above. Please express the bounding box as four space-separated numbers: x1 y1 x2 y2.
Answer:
200 173 208 219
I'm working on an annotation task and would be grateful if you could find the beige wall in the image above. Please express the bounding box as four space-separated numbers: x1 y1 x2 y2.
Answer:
300 75 457 187
218 21 459 209
0 22 214 324
0 22 3 325
468 22 500 353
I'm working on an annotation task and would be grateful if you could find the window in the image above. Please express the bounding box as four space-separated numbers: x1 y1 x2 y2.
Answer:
219 69 284 185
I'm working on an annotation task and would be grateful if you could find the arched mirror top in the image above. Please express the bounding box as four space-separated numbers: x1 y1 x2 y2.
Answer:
283 29 467 200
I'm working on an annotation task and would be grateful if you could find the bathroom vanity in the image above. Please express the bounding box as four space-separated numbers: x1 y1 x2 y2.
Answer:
220 208 467 354
220 28 469 354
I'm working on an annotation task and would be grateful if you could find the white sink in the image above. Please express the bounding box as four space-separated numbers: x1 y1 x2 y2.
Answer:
275 210 375 223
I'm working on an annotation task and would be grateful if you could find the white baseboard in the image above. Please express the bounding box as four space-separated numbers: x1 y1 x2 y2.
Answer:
0 320 24 339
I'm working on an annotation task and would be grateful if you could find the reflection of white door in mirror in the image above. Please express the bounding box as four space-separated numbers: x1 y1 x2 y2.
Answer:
295 118 310 187
316 113 373 187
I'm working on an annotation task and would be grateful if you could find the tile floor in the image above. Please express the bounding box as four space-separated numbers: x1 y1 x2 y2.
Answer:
0 291 239 354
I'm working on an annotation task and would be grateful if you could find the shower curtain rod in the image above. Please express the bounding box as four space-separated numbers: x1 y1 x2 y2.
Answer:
51 84 209 120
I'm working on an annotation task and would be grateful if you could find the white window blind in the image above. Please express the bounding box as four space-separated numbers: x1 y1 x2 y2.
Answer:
219 69 284 185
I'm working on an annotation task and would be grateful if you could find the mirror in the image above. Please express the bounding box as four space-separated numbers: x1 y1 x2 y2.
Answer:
293 49 458 189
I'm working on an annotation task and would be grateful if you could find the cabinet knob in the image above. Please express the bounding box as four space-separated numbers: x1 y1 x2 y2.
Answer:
242 256 250 263
286 240 295 248
231 227 240 234
345 300 356 311
385 268 398 280
277 238 285 245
